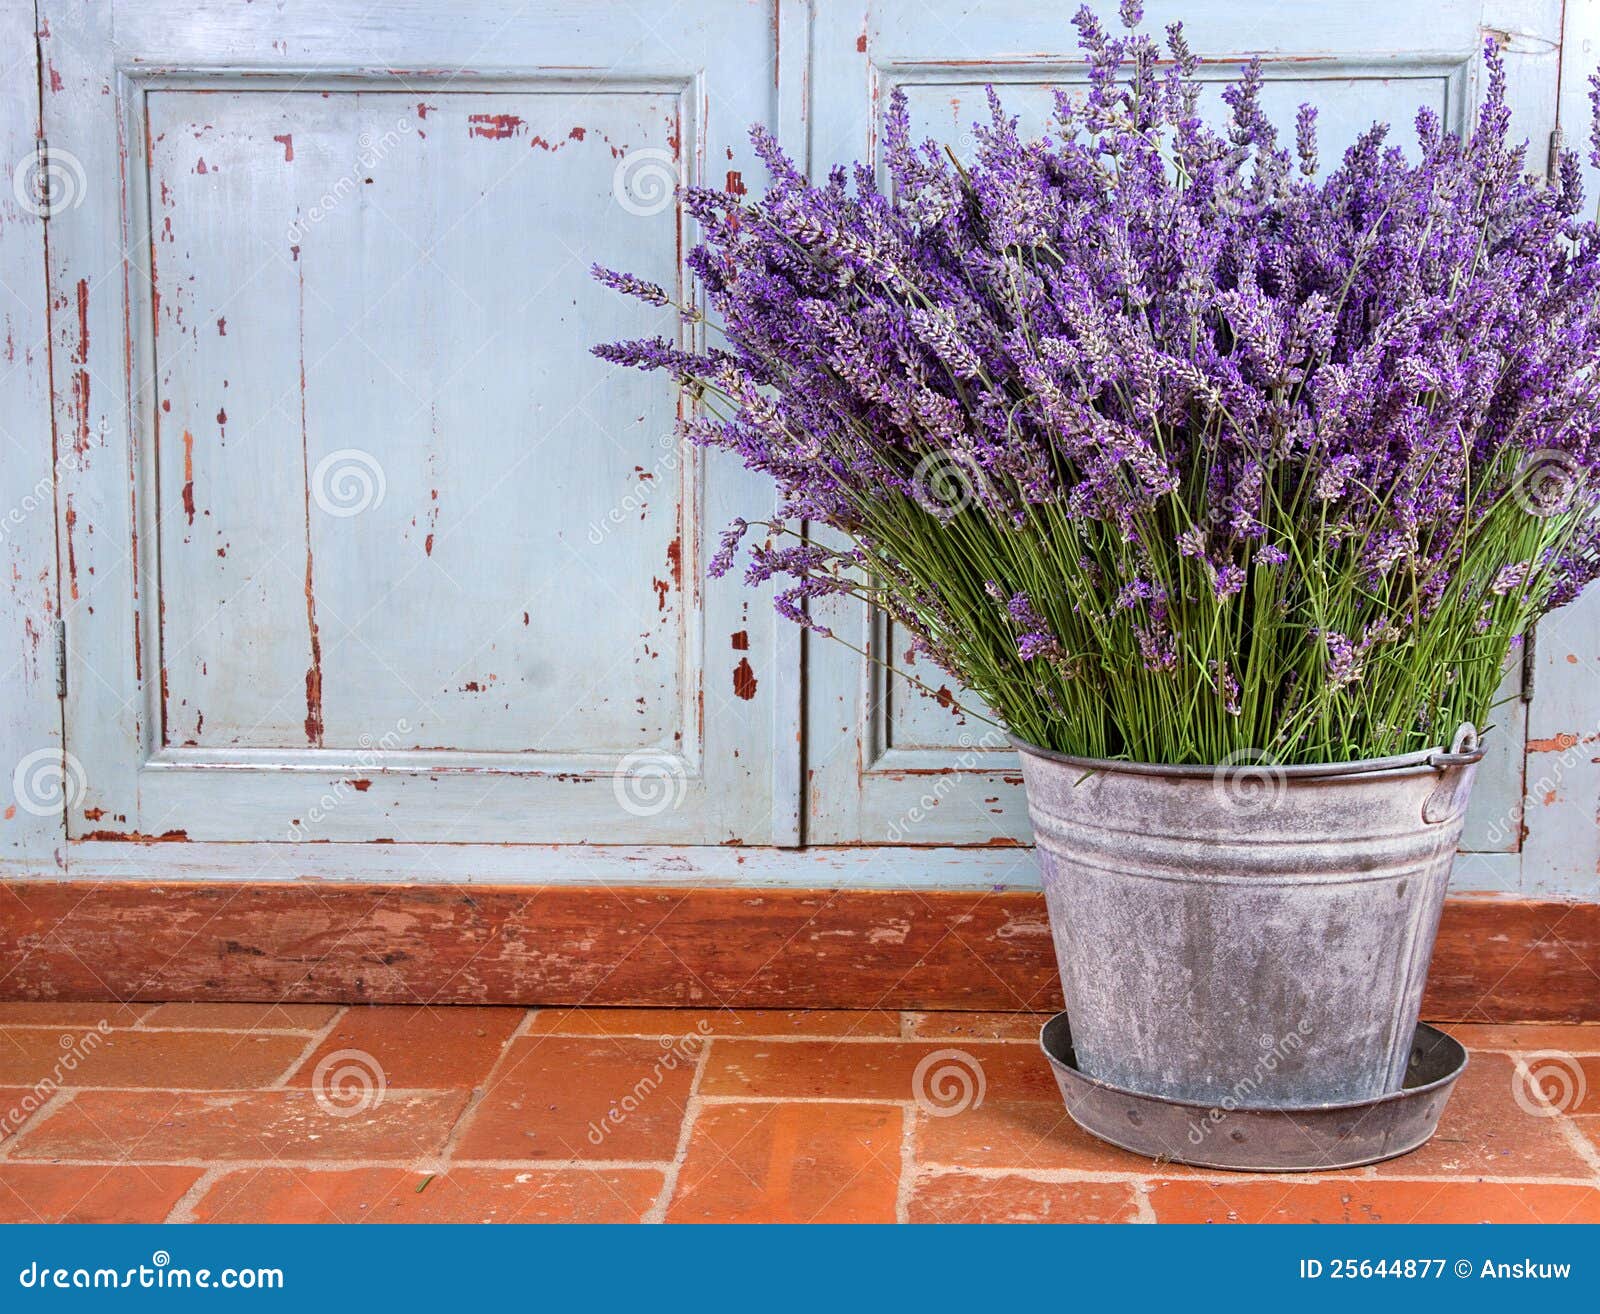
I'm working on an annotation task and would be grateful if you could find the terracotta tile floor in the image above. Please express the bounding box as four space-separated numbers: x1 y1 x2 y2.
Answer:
1 1003 1598 1224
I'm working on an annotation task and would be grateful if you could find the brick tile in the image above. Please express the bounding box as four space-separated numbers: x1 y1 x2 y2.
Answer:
915 1098 1168 1173
526 1008 900 1039
1149 1179 1600 1224
0 1165 201 1224
453 1036 695 1162
904 1012 1052 1042
141 1003 340 1031
0 1088 51 1143
191 1166 663 1223
907 1171 1140 1223
286 1007 522 1090
701 1040 1055 1102
1518 1053 1599 1115
1444 1023 1600 1053
1372 1053 1594 1177
667 1102 901 1223
0 1002 149 1028
0 1027 305 1089
8 1089 468 1162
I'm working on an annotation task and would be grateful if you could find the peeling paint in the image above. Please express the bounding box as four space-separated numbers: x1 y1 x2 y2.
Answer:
181 430 196 525
468 113 524 140
733 657 758 700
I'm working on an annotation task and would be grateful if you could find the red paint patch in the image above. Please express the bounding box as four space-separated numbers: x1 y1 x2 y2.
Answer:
272 133 294 162
666 537 682 588
181 430 196 525
216 317 226 335
725 170 747 196
730 630 749 651
195 157 209 174
74 279 90 362
468 114 524 140
733 657 758 701
652 577 670 611
857 32 868 53
345 780 372 792
304 558 323 746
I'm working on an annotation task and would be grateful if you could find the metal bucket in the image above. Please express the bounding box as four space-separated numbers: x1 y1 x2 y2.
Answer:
1015 726 1485 1107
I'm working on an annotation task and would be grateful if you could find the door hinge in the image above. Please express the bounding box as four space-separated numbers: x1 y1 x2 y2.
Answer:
54 617 66 699
1521 621 1537 702
1547 127 1565 183
29 137 53 219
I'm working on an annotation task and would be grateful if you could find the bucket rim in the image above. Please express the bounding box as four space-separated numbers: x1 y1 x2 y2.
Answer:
1008 733 1486 780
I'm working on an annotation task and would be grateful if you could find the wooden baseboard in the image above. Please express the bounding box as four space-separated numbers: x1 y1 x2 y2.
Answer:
1 882 1596 1020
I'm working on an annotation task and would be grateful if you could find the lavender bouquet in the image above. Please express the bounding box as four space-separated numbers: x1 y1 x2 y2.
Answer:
594 3 1600 766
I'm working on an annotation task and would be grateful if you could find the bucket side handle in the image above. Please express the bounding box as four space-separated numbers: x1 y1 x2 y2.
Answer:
1422 723 1484 824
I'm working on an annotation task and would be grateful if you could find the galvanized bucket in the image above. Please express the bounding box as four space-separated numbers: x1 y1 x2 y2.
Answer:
1015 727 1485 1107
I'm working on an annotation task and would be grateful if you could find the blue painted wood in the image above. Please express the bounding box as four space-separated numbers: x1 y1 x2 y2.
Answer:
805 0 1558 862
42 0 791 844
0 0 65 872
21 0 1589 896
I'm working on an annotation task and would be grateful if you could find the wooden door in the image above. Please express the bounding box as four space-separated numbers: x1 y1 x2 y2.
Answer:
803 0 1556 861
42 0 793 844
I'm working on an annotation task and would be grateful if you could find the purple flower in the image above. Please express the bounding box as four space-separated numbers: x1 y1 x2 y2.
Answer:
588 8 1600 763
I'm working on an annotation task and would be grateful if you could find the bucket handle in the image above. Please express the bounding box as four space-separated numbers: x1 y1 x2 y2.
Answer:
1422 723 1483 824
1426 722 1484 770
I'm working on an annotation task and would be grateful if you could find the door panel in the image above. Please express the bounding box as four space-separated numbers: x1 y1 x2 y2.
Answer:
806 0 1556 846
46 0 785 843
